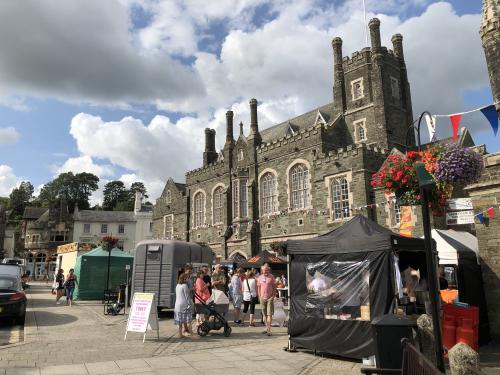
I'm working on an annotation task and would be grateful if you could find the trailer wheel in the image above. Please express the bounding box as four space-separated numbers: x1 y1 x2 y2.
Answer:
223 326 232 337
198 323 210 337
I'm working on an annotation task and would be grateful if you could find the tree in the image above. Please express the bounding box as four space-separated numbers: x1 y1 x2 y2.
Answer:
9 181 34 218
36 172 99 210
103 180 149 211
130 182 148 199
103 181 127 210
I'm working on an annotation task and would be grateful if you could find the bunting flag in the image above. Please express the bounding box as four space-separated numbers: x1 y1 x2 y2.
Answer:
477 212 484 224
449 114 462 143
425 114 437 142
487 207 495 219
480 105 499 136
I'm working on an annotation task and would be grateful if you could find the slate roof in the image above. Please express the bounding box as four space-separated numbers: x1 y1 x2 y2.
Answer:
73 210 136 222
23 207 49 220
260 103 335 144
174 182 186 192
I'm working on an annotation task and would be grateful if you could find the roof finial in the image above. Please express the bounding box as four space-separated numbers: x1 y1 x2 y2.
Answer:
239 121 244 136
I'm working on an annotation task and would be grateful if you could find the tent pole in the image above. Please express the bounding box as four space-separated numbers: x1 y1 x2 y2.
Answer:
286 253 295 351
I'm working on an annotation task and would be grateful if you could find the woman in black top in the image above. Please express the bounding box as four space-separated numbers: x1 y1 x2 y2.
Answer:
55 269 65 304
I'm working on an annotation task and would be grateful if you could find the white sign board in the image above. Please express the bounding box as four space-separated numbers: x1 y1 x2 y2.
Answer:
446 210 475 225
446 198 473 211
124 292 159 342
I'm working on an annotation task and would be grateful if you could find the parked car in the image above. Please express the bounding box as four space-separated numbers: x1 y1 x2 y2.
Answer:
0 274 26 324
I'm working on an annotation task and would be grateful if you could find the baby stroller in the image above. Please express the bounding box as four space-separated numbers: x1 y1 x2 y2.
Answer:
194 289 232 337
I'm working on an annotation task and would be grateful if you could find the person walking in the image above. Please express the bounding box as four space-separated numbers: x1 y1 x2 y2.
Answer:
242 270 258 326
174 273 197 339
55 269 65 304
65 269 78 306
194 269 210 326
230 268 244 324
211 264 226 293
257 264 276 336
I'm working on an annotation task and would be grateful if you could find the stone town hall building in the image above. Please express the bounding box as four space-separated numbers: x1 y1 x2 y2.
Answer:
152 18 417 260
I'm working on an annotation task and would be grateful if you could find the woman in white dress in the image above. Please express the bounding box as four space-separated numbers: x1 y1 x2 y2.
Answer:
241 270 258 326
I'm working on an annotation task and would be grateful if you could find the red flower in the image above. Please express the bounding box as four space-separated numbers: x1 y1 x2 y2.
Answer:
395 171 403 181
386 182 393 188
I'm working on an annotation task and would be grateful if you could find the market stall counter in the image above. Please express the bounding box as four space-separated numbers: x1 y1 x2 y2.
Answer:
286 215 427 359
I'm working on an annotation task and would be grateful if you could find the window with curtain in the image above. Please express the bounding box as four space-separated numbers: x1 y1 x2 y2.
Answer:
193 192 205 227
290 164 309 210
213 187 224 224
260 173 277 215
331 177 350 220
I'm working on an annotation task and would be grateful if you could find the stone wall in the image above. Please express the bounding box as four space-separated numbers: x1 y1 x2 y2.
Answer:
465 152 500 338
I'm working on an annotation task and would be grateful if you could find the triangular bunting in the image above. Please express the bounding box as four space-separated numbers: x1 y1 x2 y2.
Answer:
425 114 437 142
477 212 484 224
449 114 462 143
480 105 499 136
487 207 495 219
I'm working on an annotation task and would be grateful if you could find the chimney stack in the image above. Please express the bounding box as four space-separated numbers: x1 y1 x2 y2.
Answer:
203 128 217 166
332 37 346 115
250 98 258 134
369 18 382 51
225 110 234 144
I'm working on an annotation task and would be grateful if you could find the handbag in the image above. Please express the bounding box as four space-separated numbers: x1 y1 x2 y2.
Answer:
246 278 259 304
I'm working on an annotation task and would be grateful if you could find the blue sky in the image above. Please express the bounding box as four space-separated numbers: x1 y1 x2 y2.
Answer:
0 0 496 202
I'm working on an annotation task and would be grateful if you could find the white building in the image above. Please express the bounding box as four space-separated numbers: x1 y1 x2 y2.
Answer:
72 193 153 253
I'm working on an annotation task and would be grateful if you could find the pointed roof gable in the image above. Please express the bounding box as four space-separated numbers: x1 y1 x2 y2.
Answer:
260 103 335 143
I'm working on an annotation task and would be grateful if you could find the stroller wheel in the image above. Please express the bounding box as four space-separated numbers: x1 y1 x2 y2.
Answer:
223 326 232 337
197 323 210 337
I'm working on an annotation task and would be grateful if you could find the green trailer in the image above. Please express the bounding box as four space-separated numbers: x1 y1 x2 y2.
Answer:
73 247 133 300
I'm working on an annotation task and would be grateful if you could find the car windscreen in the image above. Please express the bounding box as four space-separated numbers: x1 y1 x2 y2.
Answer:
0 276 17 290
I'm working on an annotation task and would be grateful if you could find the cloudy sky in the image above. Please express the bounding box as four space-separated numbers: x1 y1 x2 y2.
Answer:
0 0 495 203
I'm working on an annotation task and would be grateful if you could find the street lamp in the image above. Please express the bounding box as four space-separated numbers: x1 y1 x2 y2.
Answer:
406 111 445 371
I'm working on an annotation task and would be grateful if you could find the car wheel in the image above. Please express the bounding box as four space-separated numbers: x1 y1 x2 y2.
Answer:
15 313 25 325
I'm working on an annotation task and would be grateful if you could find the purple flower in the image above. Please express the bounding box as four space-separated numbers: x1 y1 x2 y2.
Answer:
434 146 483 184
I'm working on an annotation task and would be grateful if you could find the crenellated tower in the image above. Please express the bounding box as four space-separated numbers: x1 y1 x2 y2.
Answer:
332 18 414 150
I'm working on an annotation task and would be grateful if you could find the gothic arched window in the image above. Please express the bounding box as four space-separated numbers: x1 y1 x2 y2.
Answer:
260 172 278 215
193 192 205 227
213 187 224 224
331 177 350 220
290 164 309 210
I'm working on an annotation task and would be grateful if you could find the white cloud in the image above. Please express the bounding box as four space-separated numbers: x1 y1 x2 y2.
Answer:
0 127 20 144
0 165 22 196
54 155 115 178
0 0 204 109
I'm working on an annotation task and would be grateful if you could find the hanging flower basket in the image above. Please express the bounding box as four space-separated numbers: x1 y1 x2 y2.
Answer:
371 144 483 215
100 236 118 251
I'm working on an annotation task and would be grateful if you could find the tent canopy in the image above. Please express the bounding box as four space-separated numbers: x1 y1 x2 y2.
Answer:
287 215 426 255
286 215 427 359
238 250 286 268
73 246 133 300
428 229 479 265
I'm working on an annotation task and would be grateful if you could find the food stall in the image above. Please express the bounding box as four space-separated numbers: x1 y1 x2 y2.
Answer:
286 215 427 359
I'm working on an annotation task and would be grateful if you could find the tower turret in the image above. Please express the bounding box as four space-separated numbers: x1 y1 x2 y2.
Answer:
480 0 500 115
332 37 346 115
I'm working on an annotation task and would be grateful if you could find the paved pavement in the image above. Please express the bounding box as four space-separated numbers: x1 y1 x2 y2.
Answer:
0 283 363 375
2 283 498 375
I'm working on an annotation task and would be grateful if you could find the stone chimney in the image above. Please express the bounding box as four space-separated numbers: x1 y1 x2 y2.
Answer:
248 99 261 145
203 128 218 166
134 191 142 213
225 110 234 145
332 37 346 115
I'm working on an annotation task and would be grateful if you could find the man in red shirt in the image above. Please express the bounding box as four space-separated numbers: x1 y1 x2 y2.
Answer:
257 263 276 336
